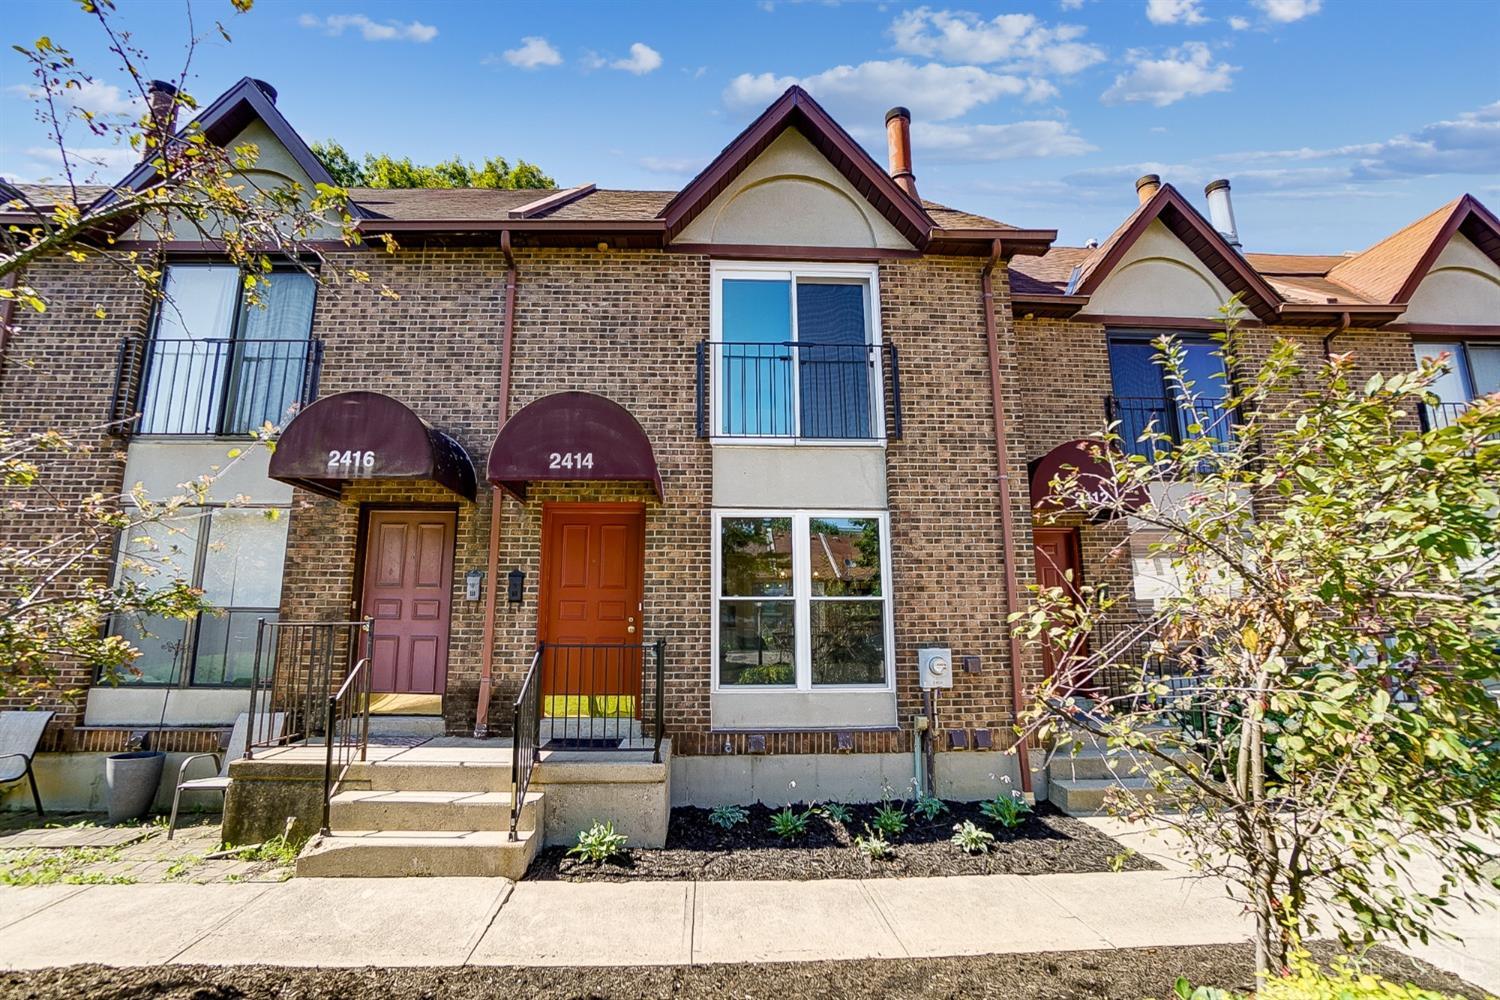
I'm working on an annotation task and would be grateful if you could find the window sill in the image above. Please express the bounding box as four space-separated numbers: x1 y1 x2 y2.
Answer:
709 437 888 448
711 688 896 730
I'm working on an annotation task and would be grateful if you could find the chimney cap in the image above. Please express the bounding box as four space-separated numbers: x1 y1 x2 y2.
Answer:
147 79 178 96
1205 178 1231 195
1135 173 1161 193
884 106 911 124
251 79 278 104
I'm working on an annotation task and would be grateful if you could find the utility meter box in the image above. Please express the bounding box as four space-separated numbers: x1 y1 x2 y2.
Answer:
918 647 953 689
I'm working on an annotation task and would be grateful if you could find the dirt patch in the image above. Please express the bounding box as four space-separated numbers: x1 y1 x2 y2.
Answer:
2 944 1481 1000
527 801 1161 881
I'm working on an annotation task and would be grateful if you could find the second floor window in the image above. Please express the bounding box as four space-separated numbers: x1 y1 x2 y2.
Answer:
710 264 885 441
1108 331 1234 459
136 264 317 436
1415 340 1498 430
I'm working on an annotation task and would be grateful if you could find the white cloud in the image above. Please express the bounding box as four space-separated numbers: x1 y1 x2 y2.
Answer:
1251 0 1321 23
638 155 702 175
725 59 1043 123
1101 42 1235 107
889 8 1105 75
1228 15 1251 29
612 43 663 75
1145 0 1208 26
297 13 437 43
8 80 142 116
911 119 1096 161
1059 0 1086 8
500 36 561 69
4 143 139 183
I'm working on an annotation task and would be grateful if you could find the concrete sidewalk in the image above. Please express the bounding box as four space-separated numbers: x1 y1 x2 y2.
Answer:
0 819 1494 992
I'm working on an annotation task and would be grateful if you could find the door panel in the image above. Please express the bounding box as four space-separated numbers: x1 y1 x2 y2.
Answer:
539 505 645 717
1032 527 1087 689
361 509 455 695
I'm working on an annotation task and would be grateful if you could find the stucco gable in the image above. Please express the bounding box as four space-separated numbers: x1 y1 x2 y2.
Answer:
1084 219 1240 320
1398 232 1500 327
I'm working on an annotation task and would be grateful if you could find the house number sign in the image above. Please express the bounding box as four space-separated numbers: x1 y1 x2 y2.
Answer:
328 449 376 472
548 452 594 470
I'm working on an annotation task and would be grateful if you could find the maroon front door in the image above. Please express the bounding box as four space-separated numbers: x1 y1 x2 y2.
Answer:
1032 527 1088 691
361 509 456 695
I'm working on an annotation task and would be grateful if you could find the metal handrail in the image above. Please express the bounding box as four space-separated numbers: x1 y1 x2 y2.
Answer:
509 646 544 841
320 643 373 837
246 618 372 758
1105 393 1238 460
696 340 902 440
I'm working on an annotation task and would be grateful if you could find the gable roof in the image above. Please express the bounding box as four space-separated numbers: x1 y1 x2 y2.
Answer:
657 86 936 250
1325 194 1500 304
93 76 340 212
1070 183 1283 322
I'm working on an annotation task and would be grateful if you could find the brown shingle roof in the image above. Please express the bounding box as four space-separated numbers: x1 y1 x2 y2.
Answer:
1243 252 1351 276
1324 198 1460 304
540 189 674 221
921 200 1012 230
1265 276 1377 306
1 183 111 211
1008 246 1094 293
349 187 551 221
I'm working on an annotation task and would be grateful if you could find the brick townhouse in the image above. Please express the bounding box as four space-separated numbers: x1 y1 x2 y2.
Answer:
3 77 1497 830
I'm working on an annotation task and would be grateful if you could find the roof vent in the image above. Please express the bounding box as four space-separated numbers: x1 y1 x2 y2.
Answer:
1084 237 1099 249
1205 179 1240 247
884 106 918 201
251 79 278 104
1135 173 1161 204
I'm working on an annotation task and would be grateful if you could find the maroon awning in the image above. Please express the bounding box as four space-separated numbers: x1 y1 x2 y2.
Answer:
268 391 477 501
487 391 662 500
1028 438 1145 517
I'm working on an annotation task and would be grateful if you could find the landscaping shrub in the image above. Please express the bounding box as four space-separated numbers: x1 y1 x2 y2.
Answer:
567 821 629 863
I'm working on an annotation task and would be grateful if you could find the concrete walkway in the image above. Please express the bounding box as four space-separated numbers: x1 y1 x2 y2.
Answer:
0 818 1494 992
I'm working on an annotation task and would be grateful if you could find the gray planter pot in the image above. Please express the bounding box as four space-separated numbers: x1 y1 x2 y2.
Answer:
105 750 165 822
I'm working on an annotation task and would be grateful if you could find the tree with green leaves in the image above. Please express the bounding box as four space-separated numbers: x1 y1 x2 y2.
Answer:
309 139 554 190
1014 302 1500 976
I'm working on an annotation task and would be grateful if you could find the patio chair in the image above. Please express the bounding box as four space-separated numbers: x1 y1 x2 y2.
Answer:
0 710 54 816
167 711 283 840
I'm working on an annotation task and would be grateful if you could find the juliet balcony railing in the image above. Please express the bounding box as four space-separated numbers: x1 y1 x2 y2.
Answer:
109 336 324 437
1105 394 1237 462
696 340 902 441
1418 400 1471 433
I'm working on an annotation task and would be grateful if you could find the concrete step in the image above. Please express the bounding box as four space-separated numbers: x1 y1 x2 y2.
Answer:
1047 748 1196 782
329 789 540 832
1049 776 1186 816
359 762 513 793
366 715 447 740
296 828 539 879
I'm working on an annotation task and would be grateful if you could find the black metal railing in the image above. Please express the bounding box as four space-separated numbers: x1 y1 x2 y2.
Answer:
1419 400 1471 432
509 646 544 841
245 619 373 758
321 648 373 836
1088 619 1209 736
109 336 324 437
696 340 902 440
1105 394 1237 461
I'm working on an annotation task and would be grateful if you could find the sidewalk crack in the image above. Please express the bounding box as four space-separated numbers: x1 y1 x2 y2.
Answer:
462 878 516 964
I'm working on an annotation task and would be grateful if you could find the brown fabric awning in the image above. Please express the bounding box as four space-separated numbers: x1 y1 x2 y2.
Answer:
1028 438 1145 517
268 391 477 501
487 391 662 500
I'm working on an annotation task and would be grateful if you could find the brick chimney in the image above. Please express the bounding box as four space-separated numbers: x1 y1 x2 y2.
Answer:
144 80 178 157
885 106 918 201
1135 173 1161 204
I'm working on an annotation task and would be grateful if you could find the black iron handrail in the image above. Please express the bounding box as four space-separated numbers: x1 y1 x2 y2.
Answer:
321 647 373 836
696 340 902 440
509 646 543 841
108 336 324 437
245 619 372 757
1105 393 1237 461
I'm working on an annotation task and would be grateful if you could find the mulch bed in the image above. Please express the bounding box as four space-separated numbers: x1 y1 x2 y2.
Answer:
5 944 1482 999
526 800 1162 881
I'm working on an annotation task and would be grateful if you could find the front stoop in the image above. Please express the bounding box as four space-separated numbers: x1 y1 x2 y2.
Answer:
296 828 539 879
1046 740 1194 816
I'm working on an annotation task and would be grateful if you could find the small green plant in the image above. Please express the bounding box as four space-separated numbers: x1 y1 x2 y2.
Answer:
768 806 811 840
871 802 907 838
817 802 853 824
567 820 630 863
708 804 748 829
225 833 304 867
950 820 995 855
912 793 948 821
0 847 136 886
163 855 202 881
1173 950 1477 1000
979 793 1032 829
854 828 894 860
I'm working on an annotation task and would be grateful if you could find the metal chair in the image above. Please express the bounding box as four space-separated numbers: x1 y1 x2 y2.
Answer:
0 710 54 816
167 711 283 840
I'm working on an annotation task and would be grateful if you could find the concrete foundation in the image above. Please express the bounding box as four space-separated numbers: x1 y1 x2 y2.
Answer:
533 749 670 849
1 751 225 815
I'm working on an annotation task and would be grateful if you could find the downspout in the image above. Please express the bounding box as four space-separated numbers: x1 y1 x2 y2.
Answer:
980 238 1033 795
1321 311 1351 360
474 230 518 737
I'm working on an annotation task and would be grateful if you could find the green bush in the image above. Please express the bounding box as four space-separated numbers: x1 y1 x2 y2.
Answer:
912 794 948 821
567 821 629 863
1174 953 1478 1000
950 820 994 855
768 806 810 840
979 793 1032 828
707 804 748 830
871 803 907 838
854 828 894 860
817 801 853 824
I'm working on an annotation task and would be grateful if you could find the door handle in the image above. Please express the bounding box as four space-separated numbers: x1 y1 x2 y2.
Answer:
627 625 637 634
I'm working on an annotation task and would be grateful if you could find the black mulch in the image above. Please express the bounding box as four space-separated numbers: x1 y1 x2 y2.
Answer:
3 944 1481 1000
526 800 1162 881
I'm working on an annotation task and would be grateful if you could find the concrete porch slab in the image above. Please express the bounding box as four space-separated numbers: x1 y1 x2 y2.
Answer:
863 874 1113 956
0 882 272 969
173 877 513 967
691 879 906 964
471 881 693 966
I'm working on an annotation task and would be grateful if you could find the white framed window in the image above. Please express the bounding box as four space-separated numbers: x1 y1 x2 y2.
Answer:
712 509 894 692
709 261 885 443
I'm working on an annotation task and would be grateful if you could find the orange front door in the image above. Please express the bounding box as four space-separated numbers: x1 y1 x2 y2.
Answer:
1032 527 1088 690
361 509 455 695
538 504 645 713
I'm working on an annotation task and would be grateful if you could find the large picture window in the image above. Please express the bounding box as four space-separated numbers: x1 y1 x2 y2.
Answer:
714 510 892 690
711 263 884 441
107 506 289 687
136 264 318 436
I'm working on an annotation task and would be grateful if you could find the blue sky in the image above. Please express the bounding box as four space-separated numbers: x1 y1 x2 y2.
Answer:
3 0 1496 252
